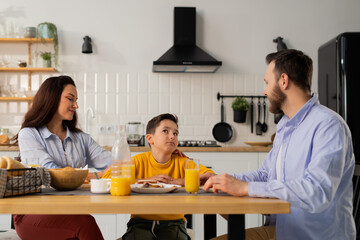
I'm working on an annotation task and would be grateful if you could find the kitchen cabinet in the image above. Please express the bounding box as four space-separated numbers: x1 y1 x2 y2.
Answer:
0 38 56 107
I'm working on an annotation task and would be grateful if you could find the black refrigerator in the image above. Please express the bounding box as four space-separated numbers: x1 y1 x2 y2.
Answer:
318 32 360 164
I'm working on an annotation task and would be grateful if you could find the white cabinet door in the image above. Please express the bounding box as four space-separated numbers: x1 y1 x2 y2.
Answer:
92 214 117 240
116 214 131 239
0 214 11 231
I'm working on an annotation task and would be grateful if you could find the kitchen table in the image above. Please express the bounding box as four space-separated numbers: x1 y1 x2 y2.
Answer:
0 192 289 240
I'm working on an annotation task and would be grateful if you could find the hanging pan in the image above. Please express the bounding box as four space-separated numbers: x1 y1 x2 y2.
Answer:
212 100 233 142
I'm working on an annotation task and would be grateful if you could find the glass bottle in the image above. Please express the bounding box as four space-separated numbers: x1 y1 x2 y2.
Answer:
110 125 131 196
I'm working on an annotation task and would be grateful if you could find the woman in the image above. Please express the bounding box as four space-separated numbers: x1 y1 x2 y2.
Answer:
13 75 110 240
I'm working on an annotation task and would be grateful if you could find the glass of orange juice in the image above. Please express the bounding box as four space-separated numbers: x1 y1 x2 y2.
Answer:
110 159 131 196
130 158 135 184
23 157 39 168
185 158 200 194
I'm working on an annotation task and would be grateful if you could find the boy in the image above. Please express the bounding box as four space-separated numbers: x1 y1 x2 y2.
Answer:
105 113 214 240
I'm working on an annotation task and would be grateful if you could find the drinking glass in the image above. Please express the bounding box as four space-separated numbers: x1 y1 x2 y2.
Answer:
23 157 39 168
185 158 200 194
110 159 131 196
130 158 136 184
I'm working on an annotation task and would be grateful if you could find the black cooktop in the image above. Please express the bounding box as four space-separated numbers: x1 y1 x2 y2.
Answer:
178 140 221 147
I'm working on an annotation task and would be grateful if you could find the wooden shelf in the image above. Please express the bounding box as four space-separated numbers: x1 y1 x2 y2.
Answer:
0 38 53 43
0 37 55 108
0 97 33 101
0 67 56 72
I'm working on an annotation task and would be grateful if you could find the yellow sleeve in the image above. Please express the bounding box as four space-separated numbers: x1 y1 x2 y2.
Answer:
102 168 111 179
199 164 214 174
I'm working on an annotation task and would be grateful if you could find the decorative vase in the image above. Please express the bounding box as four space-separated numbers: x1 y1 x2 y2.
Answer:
43 59 51 68
38 23 53 38
234 110 247 123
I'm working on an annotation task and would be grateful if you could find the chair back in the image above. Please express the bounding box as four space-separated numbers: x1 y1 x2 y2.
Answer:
353 164 360 239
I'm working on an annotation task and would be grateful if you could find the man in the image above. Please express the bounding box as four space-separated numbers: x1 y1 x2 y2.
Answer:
204 49 356 240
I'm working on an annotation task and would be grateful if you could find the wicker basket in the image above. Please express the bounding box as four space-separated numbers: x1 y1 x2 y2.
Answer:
0 168 51 198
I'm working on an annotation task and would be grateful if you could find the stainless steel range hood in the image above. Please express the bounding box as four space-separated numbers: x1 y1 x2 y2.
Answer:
153 7 222 73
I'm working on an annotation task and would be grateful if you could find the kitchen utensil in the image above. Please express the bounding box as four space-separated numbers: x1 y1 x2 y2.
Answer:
274 112 284 124
126 122 144 146
212 99 233 142
262 99 268 133
250 98 254 133
256 99 262 135
94 172 99 180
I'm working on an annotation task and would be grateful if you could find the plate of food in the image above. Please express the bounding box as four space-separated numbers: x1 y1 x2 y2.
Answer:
244 141 273 147
131 180 180 194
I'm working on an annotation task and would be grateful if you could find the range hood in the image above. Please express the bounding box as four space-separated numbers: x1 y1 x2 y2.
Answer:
153 7 222 73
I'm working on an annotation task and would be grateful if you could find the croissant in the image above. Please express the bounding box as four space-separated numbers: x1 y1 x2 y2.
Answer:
0 156 26 176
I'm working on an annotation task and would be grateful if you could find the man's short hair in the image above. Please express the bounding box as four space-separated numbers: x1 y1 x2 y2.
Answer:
266 49 313 93
146 113 178 134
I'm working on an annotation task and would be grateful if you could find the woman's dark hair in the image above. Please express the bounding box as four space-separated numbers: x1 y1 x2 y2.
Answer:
146 113 178 134
266 49 313 94
13 75 81 142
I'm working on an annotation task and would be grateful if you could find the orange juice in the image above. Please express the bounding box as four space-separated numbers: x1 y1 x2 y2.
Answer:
111 176 131 196
185 169 200 193
130 165 135 184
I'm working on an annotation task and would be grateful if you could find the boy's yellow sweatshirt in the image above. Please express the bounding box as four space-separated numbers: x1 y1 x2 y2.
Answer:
102 151 214 220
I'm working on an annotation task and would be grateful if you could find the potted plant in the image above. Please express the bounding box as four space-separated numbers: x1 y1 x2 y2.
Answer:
231 97 249 123
37 22 58 68
40 51 52 68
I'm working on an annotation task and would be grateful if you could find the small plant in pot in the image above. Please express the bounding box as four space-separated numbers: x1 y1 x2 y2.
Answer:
40 51 52 68
232 97 249 123
37 22 58 68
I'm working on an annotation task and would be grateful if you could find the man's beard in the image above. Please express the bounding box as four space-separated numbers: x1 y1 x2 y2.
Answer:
268 83 286 114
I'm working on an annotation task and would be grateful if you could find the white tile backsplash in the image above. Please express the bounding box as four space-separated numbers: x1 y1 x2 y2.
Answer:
0 72 276 146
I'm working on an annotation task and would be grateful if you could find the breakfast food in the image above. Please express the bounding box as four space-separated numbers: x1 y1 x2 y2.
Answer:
141 182 164 188
137 179 157 184
0 156 26 176
62 166 76 171
0 156 25 169
0 135 10 144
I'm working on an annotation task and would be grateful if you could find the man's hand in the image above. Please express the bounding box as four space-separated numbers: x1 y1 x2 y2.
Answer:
203 174 249 197
200 172 216 185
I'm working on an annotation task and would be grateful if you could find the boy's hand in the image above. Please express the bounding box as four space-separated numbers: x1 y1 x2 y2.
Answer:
146 174 173 183
172 149 188 158
200 172 216 185
169 178 184 186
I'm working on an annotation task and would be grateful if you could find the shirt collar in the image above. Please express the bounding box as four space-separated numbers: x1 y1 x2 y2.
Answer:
38 125 73 141
277 93 319 129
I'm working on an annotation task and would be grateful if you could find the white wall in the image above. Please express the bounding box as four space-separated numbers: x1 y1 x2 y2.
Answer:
1 0 360 145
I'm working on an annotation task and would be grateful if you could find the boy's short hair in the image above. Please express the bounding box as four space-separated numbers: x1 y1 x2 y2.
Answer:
146 113 178 134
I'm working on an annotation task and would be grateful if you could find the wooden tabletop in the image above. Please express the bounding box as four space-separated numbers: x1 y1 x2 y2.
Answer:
0 194 289 215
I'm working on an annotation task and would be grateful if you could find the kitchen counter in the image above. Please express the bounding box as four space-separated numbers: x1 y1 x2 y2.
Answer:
99 146 271 152
0 145 271 152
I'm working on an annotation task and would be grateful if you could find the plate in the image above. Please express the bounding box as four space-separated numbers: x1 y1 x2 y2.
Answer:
244 141 273 147
131 184 180 194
